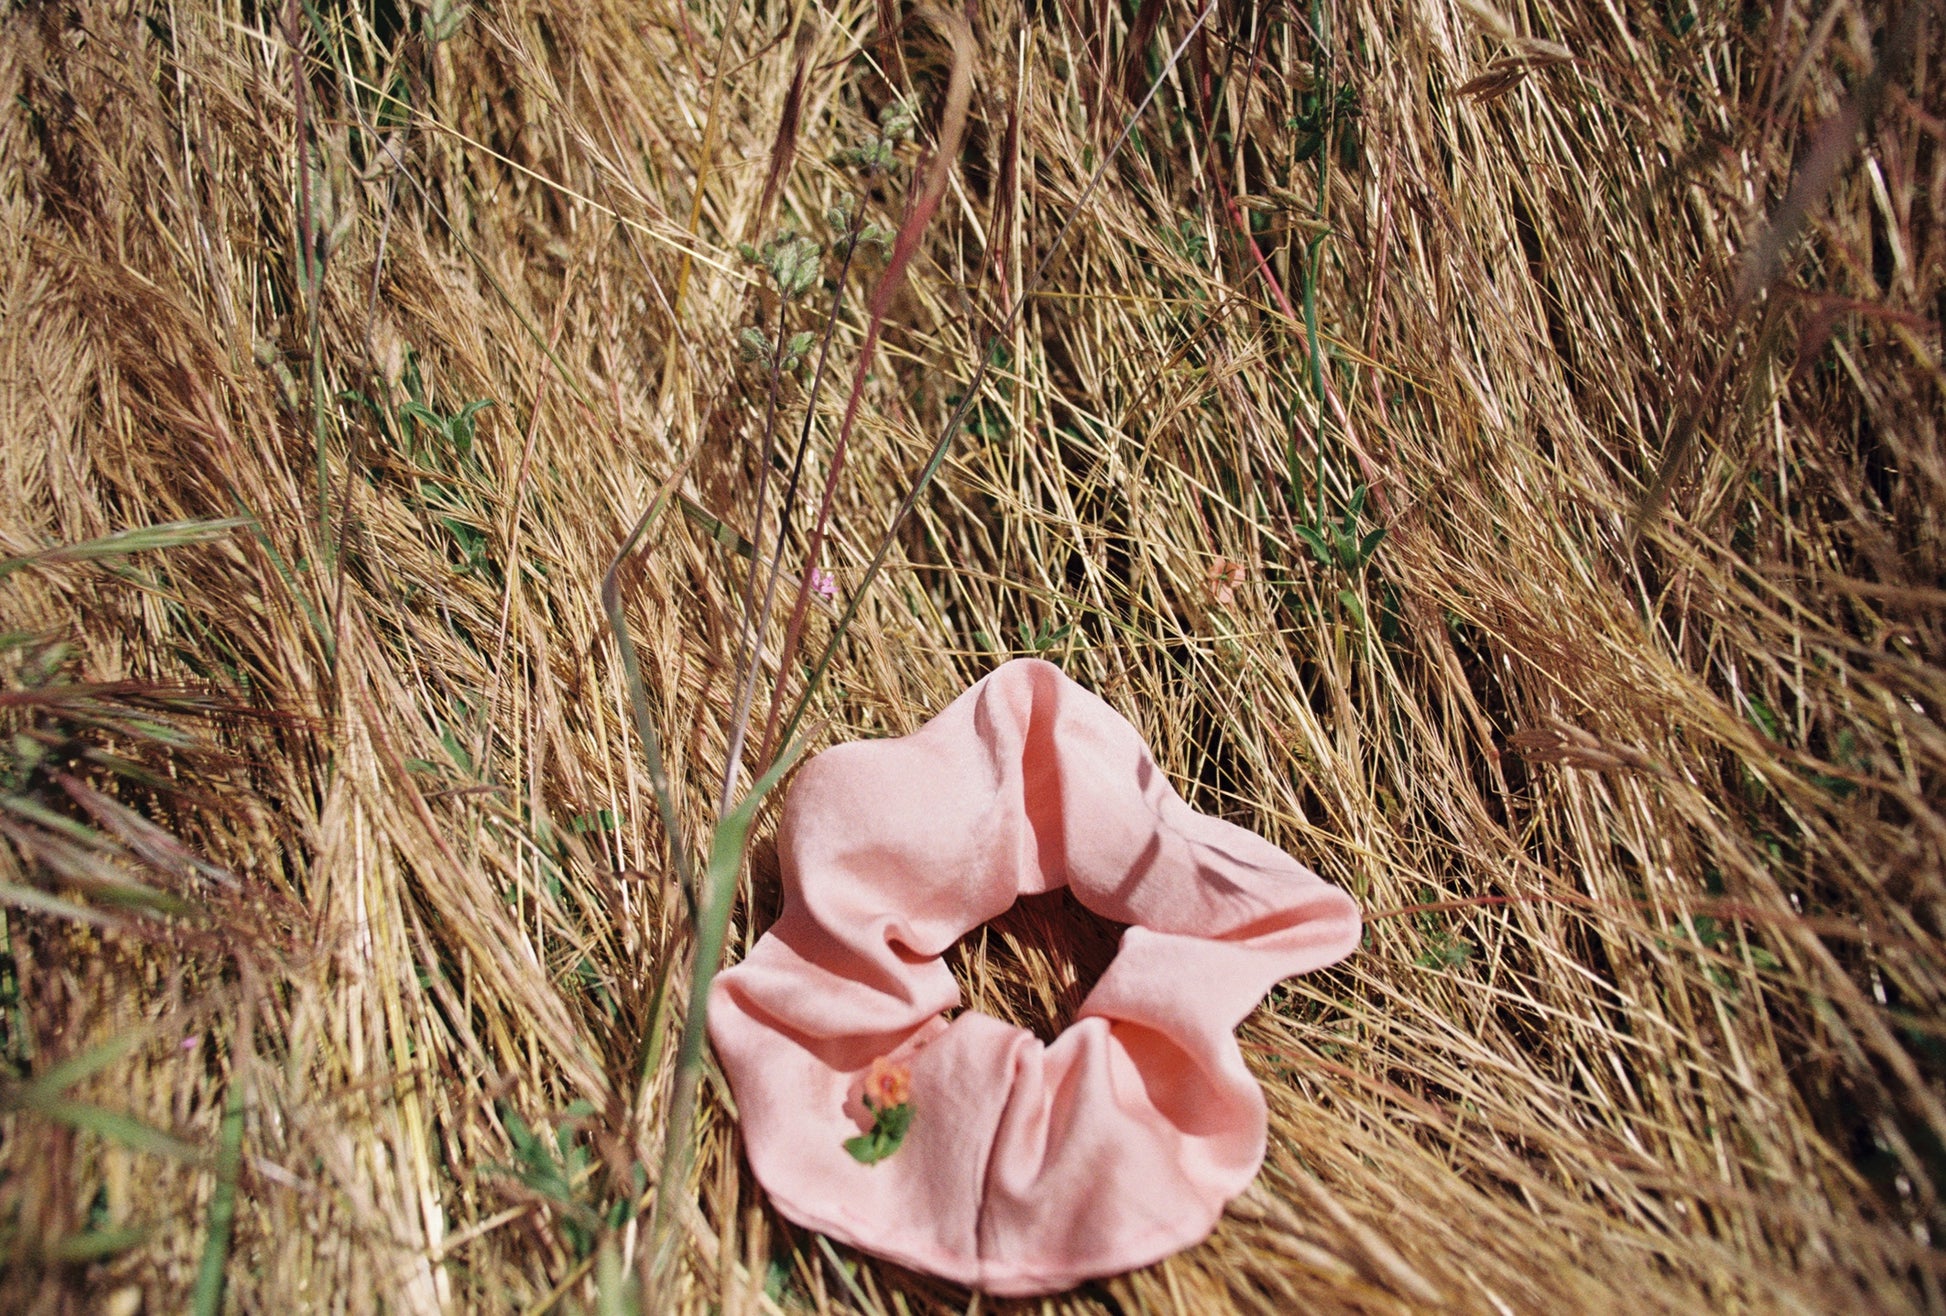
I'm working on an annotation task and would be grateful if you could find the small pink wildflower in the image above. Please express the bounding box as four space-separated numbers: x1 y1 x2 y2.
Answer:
808 567 837 601
1206 558 1245 606
181 1034 200 1051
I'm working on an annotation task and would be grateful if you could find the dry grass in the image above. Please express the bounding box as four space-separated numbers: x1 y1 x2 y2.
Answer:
1 0 1942 1311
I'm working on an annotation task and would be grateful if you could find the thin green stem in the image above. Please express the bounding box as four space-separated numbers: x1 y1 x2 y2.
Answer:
725 217 864 788
189 1075 245 1316
647 740 803 1276
1304 233 1327 530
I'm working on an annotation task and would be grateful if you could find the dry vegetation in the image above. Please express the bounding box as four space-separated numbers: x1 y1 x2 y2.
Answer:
1 0 1942 1311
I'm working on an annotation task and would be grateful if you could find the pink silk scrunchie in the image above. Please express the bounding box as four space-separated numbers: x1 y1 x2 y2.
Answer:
708 659 1361 1295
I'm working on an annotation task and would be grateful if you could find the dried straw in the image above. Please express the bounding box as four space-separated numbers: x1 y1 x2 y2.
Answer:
0 0 1940 1311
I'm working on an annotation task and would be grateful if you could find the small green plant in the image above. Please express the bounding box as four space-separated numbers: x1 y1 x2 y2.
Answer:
1414 932 1475 970
764 1254 799 1304
1295 484 1387 629
1411 889 1475 970
841 96 918 173
1019 618 1073 655
348 350 498 581
736 232 824 300
1162 216 1210 267
489 1100 643 1261
1743 692 1781 742
1288 76 1362 172
399 396 493 468
738 326 819 374
568 809 617 835
1296 483 1385 575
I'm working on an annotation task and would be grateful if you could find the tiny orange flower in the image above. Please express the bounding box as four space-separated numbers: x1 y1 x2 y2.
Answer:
846 1057 915 1164
864 1056 911 1109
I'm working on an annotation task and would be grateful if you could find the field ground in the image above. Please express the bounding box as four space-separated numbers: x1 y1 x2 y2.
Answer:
1 0 1942 1311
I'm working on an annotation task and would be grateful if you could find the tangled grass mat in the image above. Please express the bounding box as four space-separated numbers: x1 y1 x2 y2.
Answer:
0 1 1941 1311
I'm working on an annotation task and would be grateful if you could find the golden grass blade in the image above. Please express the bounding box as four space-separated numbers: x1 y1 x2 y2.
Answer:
775 0 1222 752
601 492 697 904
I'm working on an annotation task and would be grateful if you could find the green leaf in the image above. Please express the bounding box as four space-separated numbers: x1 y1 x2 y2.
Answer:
1295 525 1332 568
842 1130 878 1162
398 400 443 431
1334 529 1358 569
648 737 809 1266
844 1100 913 1165
877 1101 912 1142
451 399 494 456
569 810 616 834
0 879 122 928
1338 123 1363 172
1745 695 1781 742
49 1226 150 1263
878 97 917 141
424 0 467 43
1338 588 1367 629
1414 938 1474 969
26 1098 201 1162
764 1256 792 1302
0 519 249 581
21 1023 156 1103
737 327 772 363
189 1078 245 1316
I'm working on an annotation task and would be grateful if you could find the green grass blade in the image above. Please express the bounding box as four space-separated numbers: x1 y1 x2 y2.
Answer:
17 1097 202 1163
189 1077 246 1316
647 737 806 1275
21 1022 159 1103
48 1225 151 1263
0 880 122 929
0 519 249 581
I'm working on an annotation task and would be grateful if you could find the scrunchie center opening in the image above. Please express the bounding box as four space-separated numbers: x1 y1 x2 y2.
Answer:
943 888 1128 1044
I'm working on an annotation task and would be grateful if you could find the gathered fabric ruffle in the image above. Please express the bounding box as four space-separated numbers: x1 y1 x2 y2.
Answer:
708 658 1362 1295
